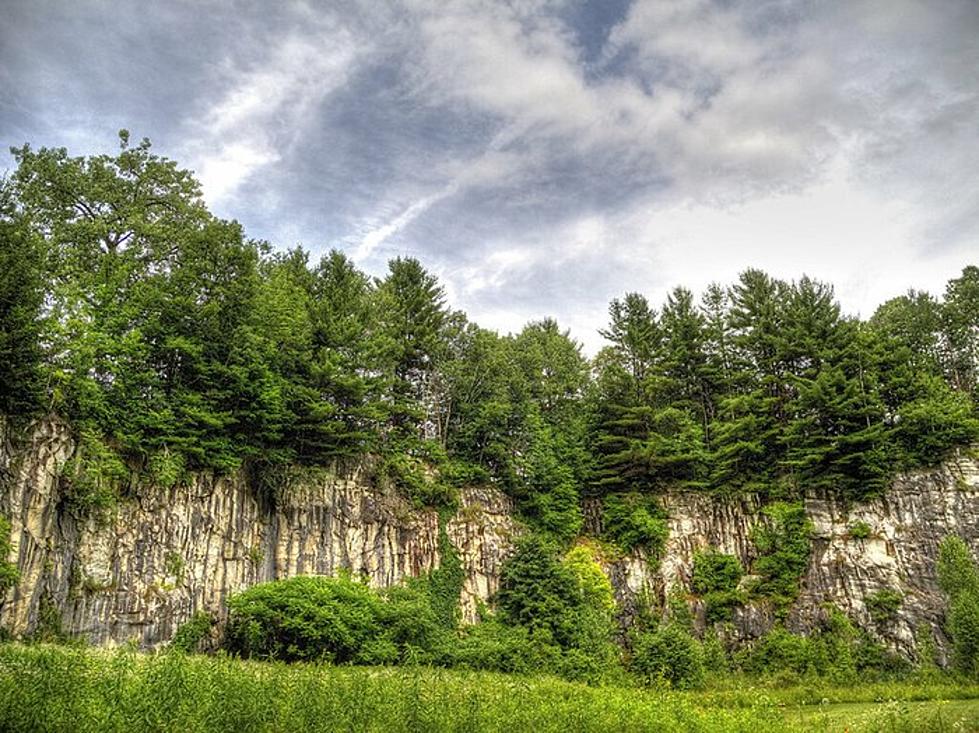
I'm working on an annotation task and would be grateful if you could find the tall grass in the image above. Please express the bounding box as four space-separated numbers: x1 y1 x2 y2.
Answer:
0 643 776 733
1 643 978 732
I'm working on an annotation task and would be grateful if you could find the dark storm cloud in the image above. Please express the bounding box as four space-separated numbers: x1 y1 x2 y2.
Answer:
2 0 978 351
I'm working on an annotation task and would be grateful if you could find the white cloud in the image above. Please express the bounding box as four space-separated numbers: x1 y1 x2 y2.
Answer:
185 27 360 204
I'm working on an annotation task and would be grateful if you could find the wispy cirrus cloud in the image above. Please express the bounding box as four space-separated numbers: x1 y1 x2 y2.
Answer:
184 25 361 203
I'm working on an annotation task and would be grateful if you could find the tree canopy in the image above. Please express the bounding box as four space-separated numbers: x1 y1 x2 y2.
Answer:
2 133 978 520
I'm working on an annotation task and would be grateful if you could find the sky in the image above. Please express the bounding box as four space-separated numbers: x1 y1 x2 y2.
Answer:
2 0 977 353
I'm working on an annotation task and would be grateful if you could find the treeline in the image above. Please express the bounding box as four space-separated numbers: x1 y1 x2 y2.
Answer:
1 133 978 523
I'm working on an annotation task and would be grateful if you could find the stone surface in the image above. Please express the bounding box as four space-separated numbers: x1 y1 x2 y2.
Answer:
598 450 979 659
0 418 516 645
2 417 979 657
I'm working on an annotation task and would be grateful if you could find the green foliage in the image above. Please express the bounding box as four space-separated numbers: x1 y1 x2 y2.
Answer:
163 552 185 582
848 521 873 540
31 594 68 643
61 429 129 515
691 549 744 623
892 376 979 468
495 535 585 648
600 492 669 555
631 623 705 689
866 589 903 625
937 536 979 677
146 448 186 489
750 502 812 611
425 509 465 629
3 132 978 532
378 452 456 509
736 611 905 683
564 543 616 615
0 516 19 592
0 180 44 416
170 611 214 653
224 574 448 665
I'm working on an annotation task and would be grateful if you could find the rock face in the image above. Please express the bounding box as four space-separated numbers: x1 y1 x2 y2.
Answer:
595 452 979 660
2 417 979 658
0 417 517 644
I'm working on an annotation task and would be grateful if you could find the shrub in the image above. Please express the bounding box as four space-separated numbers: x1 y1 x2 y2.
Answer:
495 535 583 648
170 611 214 653
380 452 456 509
449 618 561 675
736 610 903 681
937 536 979 677
225 575 385 663
691 549 744 623
225 574 461 666
937 535 979 599
601 492 669 555
564 543 615 615
61 429 129 515
848 521 873 540
865 588 903 625
373 584 449 665
439 458 490 487
147 447 186 488
737 626 814 678
631 623 705 689
494 535 620 680
750 502 812 612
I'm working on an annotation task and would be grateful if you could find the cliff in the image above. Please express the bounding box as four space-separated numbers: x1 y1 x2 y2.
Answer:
2 417 978 658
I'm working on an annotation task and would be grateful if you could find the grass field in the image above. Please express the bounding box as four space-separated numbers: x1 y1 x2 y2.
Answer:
1 643 978 732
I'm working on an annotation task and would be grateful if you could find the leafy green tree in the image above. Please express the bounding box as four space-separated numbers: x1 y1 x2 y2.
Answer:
0 180 44 416
512 319 589 436
442 326 519 480
709 270 788 493
288 250 382 461
600 492 668 555
942 266 979 398
660 287 713 441
564 544 616 615
891 374 979 467
376 257 448 384
514 410 583 542
871 290 945 376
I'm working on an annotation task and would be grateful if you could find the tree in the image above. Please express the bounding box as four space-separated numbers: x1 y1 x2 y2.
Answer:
942 267 979 398
442 326 520 480
496 535 586 648
375 257 449 442
0 179 44 416
290 250 382 461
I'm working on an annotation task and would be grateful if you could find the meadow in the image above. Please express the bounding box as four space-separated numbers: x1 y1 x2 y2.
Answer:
2 643 979 733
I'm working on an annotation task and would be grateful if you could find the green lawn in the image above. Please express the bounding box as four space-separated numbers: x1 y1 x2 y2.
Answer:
1 643 977 732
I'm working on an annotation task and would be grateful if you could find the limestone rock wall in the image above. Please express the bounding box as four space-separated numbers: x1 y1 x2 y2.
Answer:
598 451 979 658
3 416 979 657
0 418 517 644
